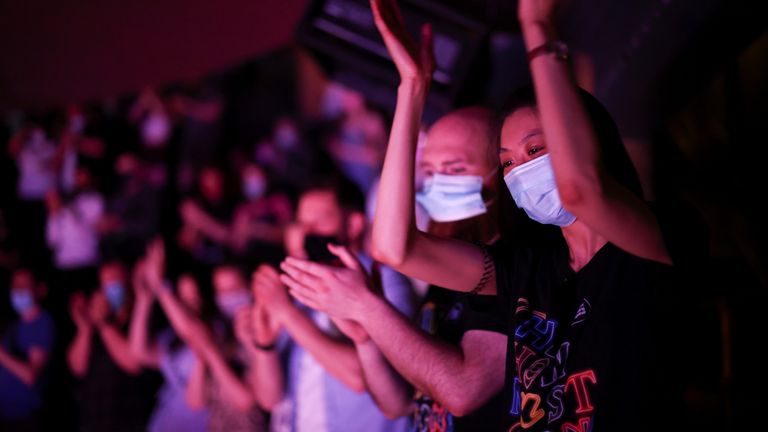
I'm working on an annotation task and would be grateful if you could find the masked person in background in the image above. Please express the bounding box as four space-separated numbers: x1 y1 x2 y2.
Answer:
0 269 54 432
135 240 266 432
129 266 211 432
67 260 155 432
231 163 293 269
246 175 416 432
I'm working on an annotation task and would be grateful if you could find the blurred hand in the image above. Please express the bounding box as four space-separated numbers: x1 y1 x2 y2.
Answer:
69 292 91 330
44 190 62 214
283 223 307 259
88 292 110 326
251 264 292 320
235 304 281 349
371 0 435 85
332 317 370 344
143 238 165 291
279 244 376 322
132 258 153 304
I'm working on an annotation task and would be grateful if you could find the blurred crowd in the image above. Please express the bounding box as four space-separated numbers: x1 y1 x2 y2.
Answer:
0 80 402 432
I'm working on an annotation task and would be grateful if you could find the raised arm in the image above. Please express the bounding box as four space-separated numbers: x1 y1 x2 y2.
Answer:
519 0 670 264
256 264 365 392
90 293 141 375
0 345 48 386
235 304 284 411
282 248 506 415
128 260 161 368
369 0 492 293
67 292 93 377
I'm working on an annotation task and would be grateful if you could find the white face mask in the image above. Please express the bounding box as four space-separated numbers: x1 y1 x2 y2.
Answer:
141 112 171 148
416 173 488 222
242 176 266 200
503 154 576 227
216 291 252 319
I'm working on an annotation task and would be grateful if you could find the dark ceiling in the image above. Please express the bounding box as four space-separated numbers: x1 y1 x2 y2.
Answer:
0 0 309 111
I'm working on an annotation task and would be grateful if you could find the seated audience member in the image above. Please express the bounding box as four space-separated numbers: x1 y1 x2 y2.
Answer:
0 269 54 432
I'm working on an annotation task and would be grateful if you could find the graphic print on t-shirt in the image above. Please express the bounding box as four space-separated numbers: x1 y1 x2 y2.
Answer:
508 297 597 432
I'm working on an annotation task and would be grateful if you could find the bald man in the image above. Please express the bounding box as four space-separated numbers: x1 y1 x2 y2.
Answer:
282 107 509 432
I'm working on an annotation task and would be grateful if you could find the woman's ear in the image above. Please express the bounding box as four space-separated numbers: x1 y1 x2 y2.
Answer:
346 211 367 245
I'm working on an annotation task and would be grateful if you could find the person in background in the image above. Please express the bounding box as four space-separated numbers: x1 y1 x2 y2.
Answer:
324 87 388 194
129 264 210 432
0 269 54 432
45 164 104 322
248 176 415 432
178 166 234 268
140 241 265 431
98 152 162 262
6 124 57 269
231 163 293 268
67 260 154 432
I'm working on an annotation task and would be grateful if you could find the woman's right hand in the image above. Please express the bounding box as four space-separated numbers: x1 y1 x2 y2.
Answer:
371 0 435 86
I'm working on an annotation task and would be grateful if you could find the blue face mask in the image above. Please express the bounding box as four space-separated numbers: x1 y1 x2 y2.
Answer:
10 290 35 315
104 282 126 311
503 154 576 227
416 173 488 222
216 291 252 320
242 177 266 200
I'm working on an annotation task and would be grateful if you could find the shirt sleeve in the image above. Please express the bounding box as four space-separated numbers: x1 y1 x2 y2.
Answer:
379 264 417 319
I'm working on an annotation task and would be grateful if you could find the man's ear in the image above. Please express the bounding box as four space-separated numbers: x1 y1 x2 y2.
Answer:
346 211 367 244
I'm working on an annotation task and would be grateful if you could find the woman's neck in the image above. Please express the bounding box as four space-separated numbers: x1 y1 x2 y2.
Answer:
560 221 606 272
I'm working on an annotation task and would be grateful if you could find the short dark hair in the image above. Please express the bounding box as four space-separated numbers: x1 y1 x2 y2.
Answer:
301 174 366 214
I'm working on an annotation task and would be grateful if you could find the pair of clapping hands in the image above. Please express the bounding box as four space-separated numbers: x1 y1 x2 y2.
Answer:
236 243 381 348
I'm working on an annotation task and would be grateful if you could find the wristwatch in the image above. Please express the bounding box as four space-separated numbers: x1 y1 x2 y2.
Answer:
527 40 570 62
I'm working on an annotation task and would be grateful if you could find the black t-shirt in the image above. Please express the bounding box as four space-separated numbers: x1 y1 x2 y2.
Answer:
413 286 509 432
77 328 155 432
490 234 687 431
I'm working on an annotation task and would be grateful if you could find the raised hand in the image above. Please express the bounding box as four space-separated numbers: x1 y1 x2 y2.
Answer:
132 258 153 304
371 0 435 85
69 291 91 330
88 292 110 327
144 238 165 291
279 244 376 321
251 264 292 321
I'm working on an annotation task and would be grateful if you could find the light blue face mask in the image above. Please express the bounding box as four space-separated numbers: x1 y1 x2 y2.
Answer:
503 154 577 227
416 173 488 222
216 291 253 320
104 282 126 311
242 177 266 200
10 290 35 315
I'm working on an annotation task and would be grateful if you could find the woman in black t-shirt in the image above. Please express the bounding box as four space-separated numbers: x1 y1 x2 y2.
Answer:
328 0 697 430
